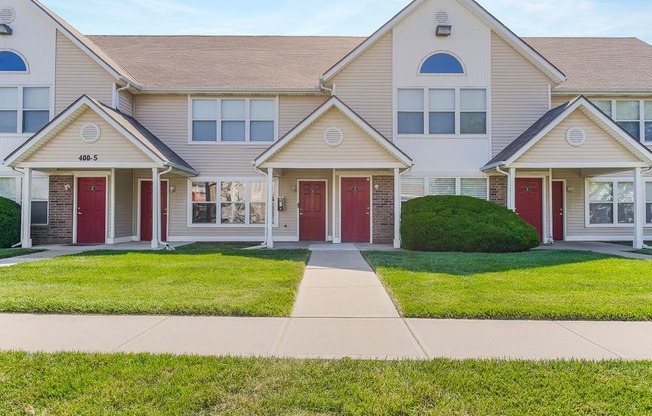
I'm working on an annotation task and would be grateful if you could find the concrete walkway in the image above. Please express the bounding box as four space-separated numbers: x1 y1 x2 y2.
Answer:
536 241 651 260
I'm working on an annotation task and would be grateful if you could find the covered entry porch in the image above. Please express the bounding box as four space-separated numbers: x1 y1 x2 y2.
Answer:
254 97 413 248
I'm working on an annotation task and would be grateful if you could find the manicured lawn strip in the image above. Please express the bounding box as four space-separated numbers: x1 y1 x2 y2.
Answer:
0 244 309 316
1 352 651 416
630 249 652 256
0 248 43 260
363 250 652 320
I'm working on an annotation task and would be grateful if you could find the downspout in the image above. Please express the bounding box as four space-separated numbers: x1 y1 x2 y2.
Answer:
113 83 131 109
157 166 173 249
320 81 334 96
643 167 652 249
254 166 270 248
495 166 511 209
10 167 25 248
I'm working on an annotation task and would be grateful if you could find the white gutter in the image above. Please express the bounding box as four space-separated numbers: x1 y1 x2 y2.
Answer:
320 81 334 96
113 83 131 109
253 166 271 248
156 166 173 249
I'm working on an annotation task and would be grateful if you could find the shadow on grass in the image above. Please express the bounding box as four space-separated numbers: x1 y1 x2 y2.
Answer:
362 249 623 276
65 243 311 263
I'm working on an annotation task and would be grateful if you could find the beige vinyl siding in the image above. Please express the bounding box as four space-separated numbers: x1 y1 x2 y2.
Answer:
518 110 640 164
114 169 133 238
492 33 552 157
118 90 134 116
55 31 115 114
332 32 393 139
134 94 266 177
269 108 399 165
279 96 329 137
28 110 154 164
552 95 575 108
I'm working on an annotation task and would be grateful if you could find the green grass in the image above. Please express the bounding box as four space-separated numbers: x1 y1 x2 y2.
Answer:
363 250 652 320
630 249 652 256
1 352 651 416
0 248 43 260
0 244 309 316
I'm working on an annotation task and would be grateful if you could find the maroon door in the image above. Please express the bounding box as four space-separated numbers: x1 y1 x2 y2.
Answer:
341 177 371 243
299 181 326 241
515 178 543 241
141 181 169 242
552 181 564 241
77 177 106 244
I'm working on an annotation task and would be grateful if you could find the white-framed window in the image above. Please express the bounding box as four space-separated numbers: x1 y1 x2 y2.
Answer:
401 177 488 201
647 182 652 224
190 178 278 226
587 180 635 225
397 88 487 136
0 176 48 225
591 99 652 142
0 86 50 134
190 98 277 143
0 177 18 201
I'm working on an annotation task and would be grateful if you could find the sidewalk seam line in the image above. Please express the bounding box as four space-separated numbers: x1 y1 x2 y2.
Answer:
554 321 623 359
402 319 431 359
111 316 170 353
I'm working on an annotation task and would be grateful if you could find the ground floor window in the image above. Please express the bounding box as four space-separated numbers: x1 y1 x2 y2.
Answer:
401 177 488 201
0 176 48 225
0 177 18 201
647 183 652 224
588 180 634 225
190 178 277 226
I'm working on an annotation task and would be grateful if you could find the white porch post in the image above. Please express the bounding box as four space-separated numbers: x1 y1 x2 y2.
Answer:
266 168 274 248
332 169 336 243
634 167 644 249
109 168 116 244
21 168 33 248
548 168 554 244
508 168 516 211
151 168 160 249
394 168 402 249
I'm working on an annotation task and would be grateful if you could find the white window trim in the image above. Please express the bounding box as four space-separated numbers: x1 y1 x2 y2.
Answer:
584 178 648 228
395 87 490 139
187 96 279 144
187 177 279 228
593 99 652 143
401 176 489 200
0 85 53 137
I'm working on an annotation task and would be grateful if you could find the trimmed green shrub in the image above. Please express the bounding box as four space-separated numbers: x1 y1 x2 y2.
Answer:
401 195 540 253
0 197 21 249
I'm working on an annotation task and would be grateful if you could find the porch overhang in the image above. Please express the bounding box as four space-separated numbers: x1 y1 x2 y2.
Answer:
5 95 198 176
254 96 413 170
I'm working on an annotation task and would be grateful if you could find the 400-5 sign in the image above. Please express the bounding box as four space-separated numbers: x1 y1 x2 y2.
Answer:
79 155 98 162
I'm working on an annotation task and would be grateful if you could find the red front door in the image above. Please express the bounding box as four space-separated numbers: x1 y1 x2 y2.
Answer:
299 181 326 241
552 181 565 241
341 177 370 243
515 178 543 241
77 177 106 244
140 181 168 242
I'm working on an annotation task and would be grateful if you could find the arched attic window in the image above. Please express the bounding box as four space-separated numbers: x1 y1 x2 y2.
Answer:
0 51 27 72
420 53 464 74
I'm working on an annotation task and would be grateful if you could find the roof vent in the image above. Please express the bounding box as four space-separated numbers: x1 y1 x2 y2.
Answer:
324 127 344 147
0 7 15 24
566 127 586 147
80 123 101 144
435 10 449 25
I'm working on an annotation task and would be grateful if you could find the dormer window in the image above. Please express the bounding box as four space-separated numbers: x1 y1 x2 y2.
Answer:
0 51 27 72
419 53 464 74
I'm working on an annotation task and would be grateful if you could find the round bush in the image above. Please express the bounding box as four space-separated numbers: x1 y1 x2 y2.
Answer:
401 195 540 253
0 196 21 249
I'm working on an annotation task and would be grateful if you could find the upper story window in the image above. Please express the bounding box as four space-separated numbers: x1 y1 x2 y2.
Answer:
419 53 464 74
397 88 487 136
191 98 276 143
0 87 50 134
0 51 27 72
593 99 652 142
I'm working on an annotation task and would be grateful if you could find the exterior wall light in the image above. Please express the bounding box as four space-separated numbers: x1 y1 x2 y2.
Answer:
170 186 177 193
0 24 12 35
567 186 574 193
435 25 452 37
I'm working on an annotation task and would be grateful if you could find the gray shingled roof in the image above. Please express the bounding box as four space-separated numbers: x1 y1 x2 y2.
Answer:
88 36 364 91
484 99 578 168
92 98 197 174
523 37 652 93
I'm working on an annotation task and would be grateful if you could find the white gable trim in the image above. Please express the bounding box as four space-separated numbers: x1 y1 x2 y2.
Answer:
254 97 413 167
322 0 565 84
504 97 652 167
29 0 140 87
5 96 165 167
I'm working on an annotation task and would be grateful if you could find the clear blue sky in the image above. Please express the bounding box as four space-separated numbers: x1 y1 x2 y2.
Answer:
43 0 652 43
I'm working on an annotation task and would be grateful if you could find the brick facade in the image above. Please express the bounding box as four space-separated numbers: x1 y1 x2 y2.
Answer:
489 175 508 207
32 176 74 245
372 175 395 244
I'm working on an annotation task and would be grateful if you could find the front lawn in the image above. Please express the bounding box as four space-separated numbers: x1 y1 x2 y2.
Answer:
0 244 309 316
0 248 43 260
1 352 651 416
364 250 652 320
